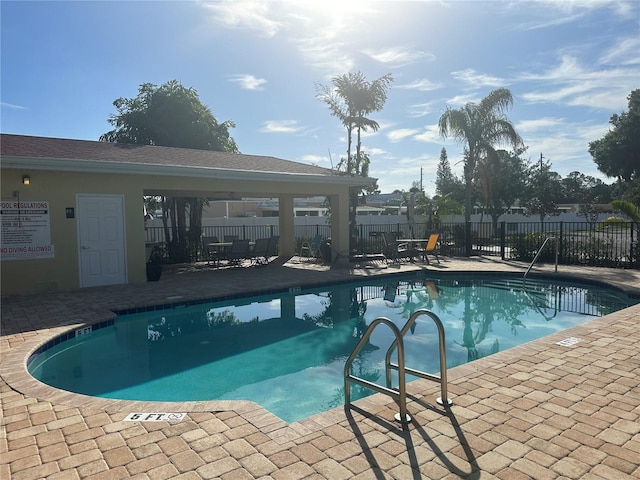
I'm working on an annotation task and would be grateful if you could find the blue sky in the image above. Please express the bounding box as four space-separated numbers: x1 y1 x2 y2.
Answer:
2 1 639 196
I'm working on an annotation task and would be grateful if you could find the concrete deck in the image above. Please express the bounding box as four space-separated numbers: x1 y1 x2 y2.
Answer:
1 256 639 479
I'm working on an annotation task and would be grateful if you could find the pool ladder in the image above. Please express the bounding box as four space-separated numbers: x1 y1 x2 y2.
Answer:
344 309 452 423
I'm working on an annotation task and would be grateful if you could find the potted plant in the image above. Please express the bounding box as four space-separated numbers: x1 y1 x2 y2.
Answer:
146 245 165 281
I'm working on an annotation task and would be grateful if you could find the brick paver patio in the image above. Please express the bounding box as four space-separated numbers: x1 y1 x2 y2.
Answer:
1 257 639 479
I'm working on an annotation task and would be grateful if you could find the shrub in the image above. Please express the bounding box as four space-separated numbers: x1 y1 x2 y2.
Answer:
597 217 631 231
510 233 557 262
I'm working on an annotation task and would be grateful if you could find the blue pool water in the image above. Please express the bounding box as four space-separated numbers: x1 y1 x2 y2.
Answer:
28 274 638 423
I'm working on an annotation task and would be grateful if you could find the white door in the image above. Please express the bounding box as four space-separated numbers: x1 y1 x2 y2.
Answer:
77 194 127 287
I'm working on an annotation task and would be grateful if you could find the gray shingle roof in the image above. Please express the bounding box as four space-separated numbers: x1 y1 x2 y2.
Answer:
0 134 340 177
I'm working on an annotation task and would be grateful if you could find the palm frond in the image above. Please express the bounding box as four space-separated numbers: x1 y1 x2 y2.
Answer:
611 200 640 222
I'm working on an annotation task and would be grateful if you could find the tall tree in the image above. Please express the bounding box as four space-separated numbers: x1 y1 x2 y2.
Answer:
438 88 522 223
316 72 393 245
435 147 464 202
352 73 393 178
432 193 464 216
524 158 562 226
357 152 381 195
561 171 612 226
589 89 640 182
478 148 530 233
101 81 238 152
101 80 238 262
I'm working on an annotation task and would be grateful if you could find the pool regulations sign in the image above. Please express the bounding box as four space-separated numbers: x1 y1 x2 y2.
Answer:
0 200 54 260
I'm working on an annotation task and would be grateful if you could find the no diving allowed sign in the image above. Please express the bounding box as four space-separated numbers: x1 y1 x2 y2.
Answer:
124 412 186 422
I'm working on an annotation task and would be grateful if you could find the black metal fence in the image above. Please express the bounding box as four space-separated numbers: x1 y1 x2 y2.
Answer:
146 220 639 269
435 221 637 269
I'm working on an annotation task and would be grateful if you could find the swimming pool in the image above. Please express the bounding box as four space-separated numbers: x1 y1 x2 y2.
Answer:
28 273 638 423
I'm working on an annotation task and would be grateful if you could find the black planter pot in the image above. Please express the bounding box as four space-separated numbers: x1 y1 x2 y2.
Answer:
146 263 163 281
320 240 332 263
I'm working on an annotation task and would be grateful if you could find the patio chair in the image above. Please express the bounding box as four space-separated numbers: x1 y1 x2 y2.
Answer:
300 234 323 260
225 239 251 266
425 281 439 299
202 236 220 265
422 233 441 264
324 239 351 264
222 234 239 255
382 232 409 264
251 237 271 265
383 283 398 302
266 235 279 260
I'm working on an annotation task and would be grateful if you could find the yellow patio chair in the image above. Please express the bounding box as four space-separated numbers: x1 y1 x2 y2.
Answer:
423 233 440 264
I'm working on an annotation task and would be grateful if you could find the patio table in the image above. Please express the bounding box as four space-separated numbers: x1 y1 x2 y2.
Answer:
207 241 255 267
397 239 429 262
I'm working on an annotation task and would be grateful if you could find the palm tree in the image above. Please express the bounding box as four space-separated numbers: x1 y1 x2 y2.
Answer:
316 72 393 245
352 73 393 176
316 72 392 174
611 199 640 222
438 88 522 223
316 73 360 174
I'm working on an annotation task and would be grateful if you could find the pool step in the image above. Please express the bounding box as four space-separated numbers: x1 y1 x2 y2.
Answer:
480 279 551 298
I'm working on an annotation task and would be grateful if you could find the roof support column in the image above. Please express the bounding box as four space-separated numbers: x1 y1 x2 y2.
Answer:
329 191 350 265
277 195 295 257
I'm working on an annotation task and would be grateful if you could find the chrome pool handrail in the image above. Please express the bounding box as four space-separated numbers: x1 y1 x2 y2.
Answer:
385 309 452 407
524 236 558 279
344 317 411 423
344 309 453 424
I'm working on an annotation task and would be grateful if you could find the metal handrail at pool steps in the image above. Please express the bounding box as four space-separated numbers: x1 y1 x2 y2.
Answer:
344 308 452 424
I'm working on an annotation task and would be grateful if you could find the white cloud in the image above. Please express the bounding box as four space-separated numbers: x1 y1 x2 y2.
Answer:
201 1 282 37
516 117 566 134
295 37 355 76
513 12 586 32
519 55 582 81
413 124 441 144
365 147 388 156
507 0 632 32
512 115 612 180
374 120 395 132
363 47 435 67
204 1 381 77
519 54 638 110
301 154 330 166
445 93 479 106
260 120 304 133
609 0 638 17
228 74 267 90
395 78 441 91
407 102 434 118
451 68 507 87
387 128 420 142
598 35 640 66
1 102 27 110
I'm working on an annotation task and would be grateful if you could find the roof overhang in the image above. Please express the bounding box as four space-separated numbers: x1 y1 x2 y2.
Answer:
1 155 377 187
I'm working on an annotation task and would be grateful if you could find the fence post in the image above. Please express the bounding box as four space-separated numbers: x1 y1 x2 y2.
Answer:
500 221 506 259
465 222 472 257
631 222 636 268
559 222 564 264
